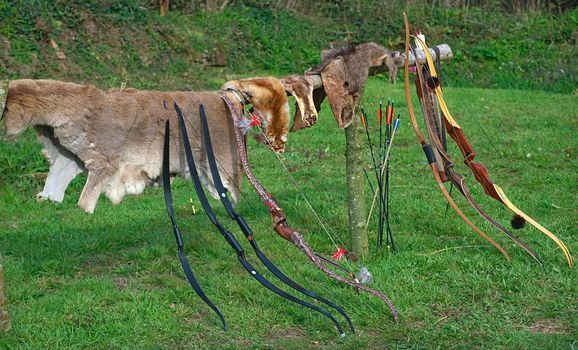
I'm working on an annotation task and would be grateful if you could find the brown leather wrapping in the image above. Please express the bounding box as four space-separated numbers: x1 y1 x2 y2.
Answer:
271 208 295 241
444 121 503 203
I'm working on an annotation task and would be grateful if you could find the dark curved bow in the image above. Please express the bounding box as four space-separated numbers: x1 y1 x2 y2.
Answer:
162 120 227 330
199 104 355 333
174 102 347 336
219 94 399 322
410 24 572 267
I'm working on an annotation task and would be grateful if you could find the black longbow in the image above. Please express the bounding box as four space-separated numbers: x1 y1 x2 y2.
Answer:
162 120 227 330
198 104 354 333
172 102 346 336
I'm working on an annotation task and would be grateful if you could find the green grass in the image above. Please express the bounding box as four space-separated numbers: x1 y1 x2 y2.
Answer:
0 2 576 93
0 78 576 348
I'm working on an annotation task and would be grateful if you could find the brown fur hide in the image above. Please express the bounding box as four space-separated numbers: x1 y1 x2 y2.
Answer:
221 77 290 153
306 42 391 128
2 79 244 213
280 75 319 132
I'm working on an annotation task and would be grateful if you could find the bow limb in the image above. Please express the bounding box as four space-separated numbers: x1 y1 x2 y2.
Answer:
162 121 227 331
430 161 511 261
494 185 572 266
220 94 399 322
199 105 355 333
291 232 398 321
414 37 573 267
446 171 543 266
404 13 511 261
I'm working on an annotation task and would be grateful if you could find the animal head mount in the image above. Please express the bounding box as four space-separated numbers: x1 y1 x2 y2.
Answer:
221 77 290 153
306 42 390 129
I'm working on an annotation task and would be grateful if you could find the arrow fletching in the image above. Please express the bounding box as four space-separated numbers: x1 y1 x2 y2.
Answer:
360 109 367 129
387 98 395 126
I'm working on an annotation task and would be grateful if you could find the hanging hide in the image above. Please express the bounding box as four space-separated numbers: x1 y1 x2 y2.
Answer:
280 75 319 132
2 79 244 213
221 77 290 153
306 42 389 128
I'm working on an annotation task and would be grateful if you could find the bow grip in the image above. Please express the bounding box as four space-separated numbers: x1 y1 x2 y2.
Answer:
422 144 436 164
271 209 295 241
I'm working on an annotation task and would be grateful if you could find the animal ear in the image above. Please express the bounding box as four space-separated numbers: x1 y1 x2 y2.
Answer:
371 54 387 67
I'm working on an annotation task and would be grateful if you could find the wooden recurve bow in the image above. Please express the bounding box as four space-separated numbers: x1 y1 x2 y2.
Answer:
412 47 543 266
413 35 573 267
404 13 511 261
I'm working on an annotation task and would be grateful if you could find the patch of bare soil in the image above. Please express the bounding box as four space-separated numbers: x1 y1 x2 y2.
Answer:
267 326 305 342
113 276 128 290
431 302 464 327
526 318 569 335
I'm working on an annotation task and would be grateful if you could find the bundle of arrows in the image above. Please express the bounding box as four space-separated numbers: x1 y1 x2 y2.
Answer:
360 101 400 251
403 14 573 267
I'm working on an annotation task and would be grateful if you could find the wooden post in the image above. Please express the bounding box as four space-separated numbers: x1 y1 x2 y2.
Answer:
284 44 452 256
159 0 169 16
0 255 11 332
305 44 453 91
345 116 369 258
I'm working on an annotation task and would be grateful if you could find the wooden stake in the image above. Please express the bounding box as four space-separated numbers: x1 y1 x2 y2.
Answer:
346 116 369 258
159 0 169 16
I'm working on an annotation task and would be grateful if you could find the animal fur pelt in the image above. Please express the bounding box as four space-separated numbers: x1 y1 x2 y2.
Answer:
306 42 392 128
280 75 319 132
2 79 244 213
221 77 290 153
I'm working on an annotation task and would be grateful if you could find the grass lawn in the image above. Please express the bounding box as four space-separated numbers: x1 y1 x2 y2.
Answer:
0 78 576 349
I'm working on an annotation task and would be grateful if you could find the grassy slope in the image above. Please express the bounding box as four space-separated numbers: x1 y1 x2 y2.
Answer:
0 2 576 93
0 79 576 348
